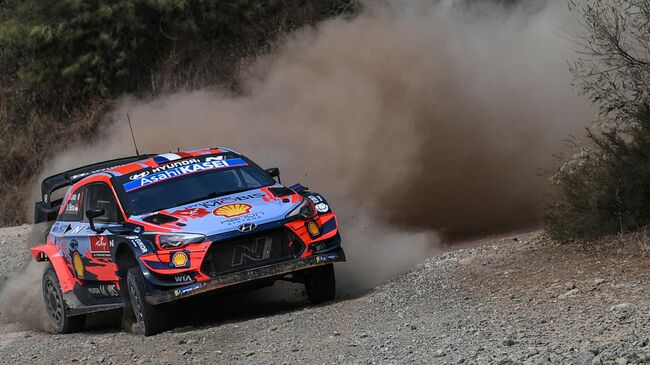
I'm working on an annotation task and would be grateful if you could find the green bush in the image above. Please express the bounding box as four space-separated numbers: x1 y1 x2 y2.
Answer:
547 108 650 239
547 0 650 240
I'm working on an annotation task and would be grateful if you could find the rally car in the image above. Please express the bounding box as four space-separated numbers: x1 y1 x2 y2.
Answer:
32 148 344 335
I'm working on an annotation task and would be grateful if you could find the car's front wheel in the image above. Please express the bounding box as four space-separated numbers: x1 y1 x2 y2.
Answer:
126 267 168 336
305 264 336 304
42 267 85 333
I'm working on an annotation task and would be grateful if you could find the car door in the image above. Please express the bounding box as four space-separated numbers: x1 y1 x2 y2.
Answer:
78 183 122 283
48 186 85 279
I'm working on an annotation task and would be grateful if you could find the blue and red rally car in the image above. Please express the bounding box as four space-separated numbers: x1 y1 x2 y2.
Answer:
31 148 344 335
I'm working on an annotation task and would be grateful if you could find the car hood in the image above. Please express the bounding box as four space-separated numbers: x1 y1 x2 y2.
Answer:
131 185 302 237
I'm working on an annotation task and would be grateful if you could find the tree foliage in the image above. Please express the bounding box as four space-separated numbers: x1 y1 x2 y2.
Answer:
0 0 359 226
0 1 289 112
547 0 650 239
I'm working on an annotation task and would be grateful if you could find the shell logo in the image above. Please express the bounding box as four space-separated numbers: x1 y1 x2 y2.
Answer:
72 252 84 279
213 204 252 218
171 252 188 267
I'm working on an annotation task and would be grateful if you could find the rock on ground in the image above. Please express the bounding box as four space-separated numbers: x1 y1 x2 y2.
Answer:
0 226 648 364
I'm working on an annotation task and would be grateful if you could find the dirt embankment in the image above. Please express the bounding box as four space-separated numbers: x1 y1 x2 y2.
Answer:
0 226 649 364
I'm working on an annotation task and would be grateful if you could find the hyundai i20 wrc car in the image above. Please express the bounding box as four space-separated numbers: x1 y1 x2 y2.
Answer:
32 148 344 335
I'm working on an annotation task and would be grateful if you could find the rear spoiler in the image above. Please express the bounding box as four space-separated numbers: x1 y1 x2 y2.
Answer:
34 154 155 223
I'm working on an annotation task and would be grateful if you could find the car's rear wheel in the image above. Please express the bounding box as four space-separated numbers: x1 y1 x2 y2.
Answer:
305 264 336 304
42 267 85 333
126 267 168 336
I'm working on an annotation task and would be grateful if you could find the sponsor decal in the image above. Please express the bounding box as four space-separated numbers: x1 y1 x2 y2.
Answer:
316 203 330 213
316 253 338 264
72 252 84 279
128 159 203 180
205 156 225 162
307 221 320 236
133 227 142 233
219 212 265 226
50 223 65 233
171 252 189 268
129 171 150 180
123 158 248 192
90 236 109 252
308 194 330 213
151 158 200 173
308 195 322 204
173 274 193 283
64 193 82 214
232 237 272 266
131 238 148 253
192 193 265 209
179 283 201 295
237 223 257 233
69 225 84 235
213 204 252 218
88 284 119 297
171 207 210 219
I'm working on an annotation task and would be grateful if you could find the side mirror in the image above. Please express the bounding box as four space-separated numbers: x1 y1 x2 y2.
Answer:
86 208 105 233
34 202 58 224
265 167 281 183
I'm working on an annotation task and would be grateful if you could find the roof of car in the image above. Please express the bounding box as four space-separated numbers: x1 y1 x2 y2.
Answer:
102 147 237 177
39 147 238 206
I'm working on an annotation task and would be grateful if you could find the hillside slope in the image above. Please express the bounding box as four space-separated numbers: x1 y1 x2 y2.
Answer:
0 227 648 364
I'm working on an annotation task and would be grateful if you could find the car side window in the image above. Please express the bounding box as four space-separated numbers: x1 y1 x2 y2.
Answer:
58 188 83 221
83 184 121 223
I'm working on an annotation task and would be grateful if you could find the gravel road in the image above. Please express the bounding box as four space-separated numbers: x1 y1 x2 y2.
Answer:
0 226 648 364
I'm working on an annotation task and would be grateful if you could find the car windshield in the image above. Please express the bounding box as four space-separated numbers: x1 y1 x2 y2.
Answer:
124 166 274 215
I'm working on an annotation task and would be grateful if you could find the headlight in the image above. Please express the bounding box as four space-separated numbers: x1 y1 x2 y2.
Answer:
144 232 206 249
286 198 317 221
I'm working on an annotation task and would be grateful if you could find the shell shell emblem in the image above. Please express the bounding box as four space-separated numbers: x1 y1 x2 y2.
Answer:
171 252 188 267
72 252 84 279
213 204 252 218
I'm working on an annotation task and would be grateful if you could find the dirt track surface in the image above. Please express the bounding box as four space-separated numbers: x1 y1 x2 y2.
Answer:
0 226 649 364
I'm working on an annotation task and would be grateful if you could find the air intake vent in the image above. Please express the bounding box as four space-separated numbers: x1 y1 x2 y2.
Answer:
269 187 294 197
201 229 304 277
142 213 178 225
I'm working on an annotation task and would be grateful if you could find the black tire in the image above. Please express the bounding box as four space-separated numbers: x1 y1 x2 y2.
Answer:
305 264 336 304
126 267 168 336
42 267 85 333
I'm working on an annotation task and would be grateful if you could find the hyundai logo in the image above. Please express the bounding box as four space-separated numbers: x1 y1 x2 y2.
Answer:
238 223 257 232
129 171 150 180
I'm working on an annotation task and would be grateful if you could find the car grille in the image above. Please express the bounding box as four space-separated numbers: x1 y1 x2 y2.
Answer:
201 228 304 277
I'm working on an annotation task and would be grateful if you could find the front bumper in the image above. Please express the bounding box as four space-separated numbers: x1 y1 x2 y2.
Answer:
145 248 346 305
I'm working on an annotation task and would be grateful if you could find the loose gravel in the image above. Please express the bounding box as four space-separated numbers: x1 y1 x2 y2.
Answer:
0 226 648 364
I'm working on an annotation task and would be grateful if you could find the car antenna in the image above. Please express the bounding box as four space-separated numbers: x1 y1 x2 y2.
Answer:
126 113 140 156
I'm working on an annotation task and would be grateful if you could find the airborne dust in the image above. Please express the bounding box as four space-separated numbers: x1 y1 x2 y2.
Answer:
2 0 593 330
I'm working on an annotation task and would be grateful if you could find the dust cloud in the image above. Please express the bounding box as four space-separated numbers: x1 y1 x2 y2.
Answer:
0 224 52 331
0 261 50 331
34 0 593 292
